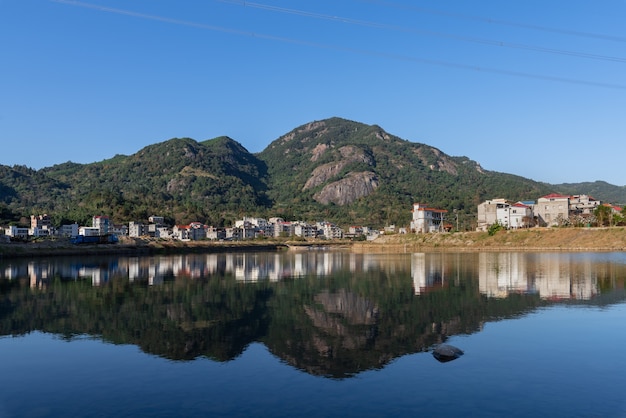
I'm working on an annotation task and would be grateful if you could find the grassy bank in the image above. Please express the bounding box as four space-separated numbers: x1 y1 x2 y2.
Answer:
0 236 290 258
1 228 625 258
354 227 626 252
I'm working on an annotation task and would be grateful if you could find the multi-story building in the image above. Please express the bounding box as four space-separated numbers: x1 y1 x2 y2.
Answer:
496 202 533 229
206 226 226 240
129 221 146 237
317 221 343 239
92 215 110 235
59 223 79 237
536 194 570 226
30 214 54 237
294 223 317 238
477 199 510 231
410 203 447 233
569 195 601 217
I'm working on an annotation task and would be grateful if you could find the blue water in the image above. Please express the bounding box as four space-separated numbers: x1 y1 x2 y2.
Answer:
1 252 626 417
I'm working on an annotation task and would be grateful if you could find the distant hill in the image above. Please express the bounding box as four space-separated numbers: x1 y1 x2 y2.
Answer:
0 117 623 228
552 181 626 206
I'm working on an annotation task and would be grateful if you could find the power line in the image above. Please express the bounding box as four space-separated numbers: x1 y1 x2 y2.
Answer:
51 0 626 90
217 0 626 63
359 0 626 43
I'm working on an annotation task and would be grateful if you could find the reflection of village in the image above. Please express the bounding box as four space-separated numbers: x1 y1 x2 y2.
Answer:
1 251 401 288
1 252 604 300
411 252 599 300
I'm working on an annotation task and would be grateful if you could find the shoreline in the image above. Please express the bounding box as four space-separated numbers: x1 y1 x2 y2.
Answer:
1 228 625 258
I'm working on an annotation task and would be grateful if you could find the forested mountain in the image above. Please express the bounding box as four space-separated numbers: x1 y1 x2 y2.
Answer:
0 117 623 228
258 118 552 227
1 137 270 226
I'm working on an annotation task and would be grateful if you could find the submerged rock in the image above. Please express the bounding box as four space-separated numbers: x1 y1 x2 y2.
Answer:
432 344 464 363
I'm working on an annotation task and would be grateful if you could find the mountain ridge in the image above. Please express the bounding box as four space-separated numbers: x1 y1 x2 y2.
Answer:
1 117 624 228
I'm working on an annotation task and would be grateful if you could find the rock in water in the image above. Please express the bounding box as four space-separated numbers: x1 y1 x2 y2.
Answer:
432 344 464 363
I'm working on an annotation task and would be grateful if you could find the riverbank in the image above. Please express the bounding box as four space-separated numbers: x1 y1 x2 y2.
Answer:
354 227 626 252
1 227 625 258
0 237 289 258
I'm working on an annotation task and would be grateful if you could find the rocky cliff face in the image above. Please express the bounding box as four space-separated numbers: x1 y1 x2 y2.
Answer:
256 117 553 226
302 144 379 205
313 172 379 205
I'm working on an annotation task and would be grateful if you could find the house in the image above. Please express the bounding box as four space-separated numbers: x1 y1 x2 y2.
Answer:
92 215 110 235
294 222 317 238
206 226 226 240
129 221 146 237
536 194 571 226
317 221 343 239
30 214 54 237
273 220 294 237
148 215 165 225
59 223 79 237
477 199 510 231
497 202 533 229
79 226 100 237
5 226 29 239
410 203 447 233
188 222 208 240
569 195 601 216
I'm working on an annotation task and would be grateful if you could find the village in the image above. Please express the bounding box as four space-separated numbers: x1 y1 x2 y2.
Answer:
1 193 624 244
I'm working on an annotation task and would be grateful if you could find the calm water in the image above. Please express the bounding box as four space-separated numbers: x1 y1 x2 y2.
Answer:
1 251 626 417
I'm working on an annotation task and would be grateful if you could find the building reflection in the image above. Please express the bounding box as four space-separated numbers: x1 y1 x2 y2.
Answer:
478 253 532 298
410 252 599 300
0 251 408 287
411 253 448 295
1 251 603 301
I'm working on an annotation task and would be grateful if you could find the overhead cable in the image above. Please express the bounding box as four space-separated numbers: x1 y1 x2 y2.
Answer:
51 0 626 90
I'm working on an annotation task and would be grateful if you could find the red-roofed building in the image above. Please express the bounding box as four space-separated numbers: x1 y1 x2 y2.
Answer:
536 194 571 226
537 193 602 226
410 203 447 233
499 202 533 229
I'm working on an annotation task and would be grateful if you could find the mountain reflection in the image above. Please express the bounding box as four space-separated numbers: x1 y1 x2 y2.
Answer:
1 251 625 378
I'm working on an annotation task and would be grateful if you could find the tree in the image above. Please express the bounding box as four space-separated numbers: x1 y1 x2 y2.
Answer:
594 205 612 227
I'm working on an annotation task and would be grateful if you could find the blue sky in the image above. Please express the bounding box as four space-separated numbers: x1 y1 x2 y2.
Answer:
2 0 625 186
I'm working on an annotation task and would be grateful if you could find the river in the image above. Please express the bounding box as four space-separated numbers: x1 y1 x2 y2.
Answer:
1 251 625 417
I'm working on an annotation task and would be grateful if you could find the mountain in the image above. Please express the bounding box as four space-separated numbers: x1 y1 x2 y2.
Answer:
0 117 624 228
257 117 552 227
11 136 270 226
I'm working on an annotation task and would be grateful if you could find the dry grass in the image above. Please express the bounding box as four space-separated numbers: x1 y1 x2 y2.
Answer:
354 227 626 252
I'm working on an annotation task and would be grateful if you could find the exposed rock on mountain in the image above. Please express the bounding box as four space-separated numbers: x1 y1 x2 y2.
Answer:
1 116 622 228
313 172 379 205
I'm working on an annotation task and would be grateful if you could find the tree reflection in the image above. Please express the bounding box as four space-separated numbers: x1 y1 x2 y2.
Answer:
0 252 625 378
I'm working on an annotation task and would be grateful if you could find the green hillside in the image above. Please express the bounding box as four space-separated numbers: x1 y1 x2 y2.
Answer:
33 137 269 226
1 117 624 229
258 117 552 227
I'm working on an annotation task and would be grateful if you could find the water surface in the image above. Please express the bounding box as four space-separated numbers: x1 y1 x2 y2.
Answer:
1 251 625 417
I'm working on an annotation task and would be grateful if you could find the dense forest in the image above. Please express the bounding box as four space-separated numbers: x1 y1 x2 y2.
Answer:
1 118 624 229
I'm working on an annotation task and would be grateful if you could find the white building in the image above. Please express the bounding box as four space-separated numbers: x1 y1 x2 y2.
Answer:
496 202 533 229
317 222 343 239
410 203 447 233
92 215 110 235
5 226 29 239
79 227 101 237
59 223 79 237
129 222 145 237
477 199 510 231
